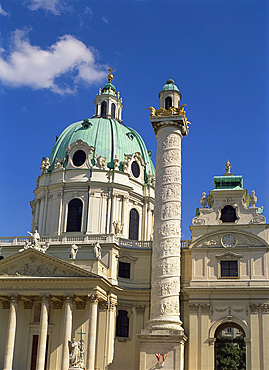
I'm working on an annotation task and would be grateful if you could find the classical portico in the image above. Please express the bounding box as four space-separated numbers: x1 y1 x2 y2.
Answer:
0 249 118 370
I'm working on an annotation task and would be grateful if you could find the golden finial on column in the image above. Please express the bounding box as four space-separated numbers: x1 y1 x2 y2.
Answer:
108 67 114 82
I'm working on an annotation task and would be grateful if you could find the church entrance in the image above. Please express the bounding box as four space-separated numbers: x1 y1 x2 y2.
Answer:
214 324 246 370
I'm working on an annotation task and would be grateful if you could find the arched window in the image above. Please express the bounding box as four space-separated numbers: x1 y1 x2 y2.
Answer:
111 103 116 119
66 199 83 232
215 324 246 370
165 96 172 110
101 101 107 118
220 205 237 223
116 310 129 338
129 208 139 240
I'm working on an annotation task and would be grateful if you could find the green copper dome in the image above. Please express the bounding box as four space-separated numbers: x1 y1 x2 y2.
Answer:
49 117 155 180
102 82 117 96
159 78 182 98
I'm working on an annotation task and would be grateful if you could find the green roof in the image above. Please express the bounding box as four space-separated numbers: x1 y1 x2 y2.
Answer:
49 117 155 181
159 78 181 98
213 175 243 190
102 82 117 96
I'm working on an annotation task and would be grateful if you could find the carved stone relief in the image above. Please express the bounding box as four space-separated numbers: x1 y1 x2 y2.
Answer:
159 149 181 166
162 134 180 149
157 184 181 202
0 255 86 277
157 167 181 184
155 221 181 238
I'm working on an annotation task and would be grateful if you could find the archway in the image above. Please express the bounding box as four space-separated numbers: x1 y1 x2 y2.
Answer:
215 323 246 370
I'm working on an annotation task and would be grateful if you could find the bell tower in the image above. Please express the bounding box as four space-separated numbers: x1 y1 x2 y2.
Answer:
139 79 190 370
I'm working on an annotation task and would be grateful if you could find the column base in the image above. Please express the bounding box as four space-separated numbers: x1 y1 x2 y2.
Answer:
139 329 187 370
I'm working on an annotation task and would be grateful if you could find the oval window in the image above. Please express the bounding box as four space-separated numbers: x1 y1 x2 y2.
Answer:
131 161 140 178
73 150 86 167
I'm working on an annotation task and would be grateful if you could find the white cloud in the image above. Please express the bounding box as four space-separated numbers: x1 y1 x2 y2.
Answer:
84 7 93 16
0 30 108 95
26 0 66 15
102 16 108 24
0 4 9 16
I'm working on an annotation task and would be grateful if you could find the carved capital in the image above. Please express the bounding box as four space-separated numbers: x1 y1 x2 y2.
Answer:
89 294 99 304
135 305 146 314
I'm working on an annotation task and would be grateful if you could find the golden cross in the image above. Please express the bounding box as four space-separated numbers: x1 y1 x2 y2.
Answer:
108 67 114 73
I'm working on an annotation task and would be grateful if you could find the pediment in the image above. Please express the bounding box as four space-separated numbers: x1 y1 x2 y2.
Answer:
191 230 269 249
0 249 94 278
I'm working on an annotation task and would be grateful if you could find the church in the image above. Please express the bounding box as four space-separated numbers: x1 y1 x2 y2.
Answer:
0 71 268 370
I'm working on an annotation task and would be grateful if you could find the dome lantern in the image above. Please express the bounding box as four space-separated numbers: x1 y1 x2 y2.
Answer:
93 67 123 121
158 78 182 110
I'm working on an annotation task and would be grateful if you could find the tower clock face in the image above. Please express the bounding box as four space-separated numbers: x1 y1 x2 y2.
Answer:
222 234 236 248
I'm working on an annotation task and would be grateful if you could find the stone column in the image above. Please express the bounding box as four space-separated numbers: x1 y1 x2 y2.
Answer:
3 295 18 370
121 195 128 238
149 123 184 330
139 111 189 370
86 295 99 370
36 295 49 370
61 295 73 370
109 193 117 233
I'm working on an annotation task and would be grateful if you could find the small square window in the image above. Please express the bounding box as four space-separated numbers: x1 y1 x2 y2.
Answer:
220 260 238 277
118 261 130 279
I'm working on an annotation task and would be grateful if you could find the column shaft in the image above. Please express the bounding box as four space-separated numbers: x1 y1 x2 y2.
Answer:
36 296 49 370
3 296 18 370
86 297 99 370
149 126 183 330
61 296 73 370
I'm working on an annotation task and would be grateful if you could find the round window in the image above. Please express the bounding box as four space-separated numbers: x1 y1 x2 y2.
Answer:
73 150 86 167
131 161 140 178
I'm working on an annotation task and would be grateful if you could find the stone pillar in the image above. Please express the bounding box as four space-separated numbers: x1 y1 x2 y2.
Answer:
121 195 128 238
140 103 189 369
109 193 117 233
36 295 49 370
61 295 73 370
3 295 18 370
149 124 184 330
86 295 99 370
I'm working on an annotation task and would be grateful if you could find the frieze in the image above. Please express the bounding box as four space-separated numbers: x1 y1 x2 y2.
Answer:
155 239 181 259
211 306 245 315
152 260 179 276
249 303 269 313
0 255 87 277
153 280 179 297
162 134 180 149
155 221 181 238
157 167 181 184
189 304 211 313
161 203 181 220
159 150 181 166
160 299 179 315
157 183 181 202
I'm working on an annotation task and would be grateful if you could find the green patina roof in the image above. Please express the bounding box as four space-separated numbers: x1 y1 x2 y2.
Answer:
49 118 155 181
213 175 243 190
159 78 182 98
102 82 117 96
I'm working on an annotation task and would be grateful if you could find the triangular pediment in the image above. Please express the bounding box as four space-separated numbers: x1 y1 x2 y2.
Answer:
0 249 94 278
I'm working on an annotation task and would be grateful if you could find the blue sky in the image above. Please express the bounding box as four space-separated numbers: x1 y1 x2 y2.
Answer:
0 0 268 239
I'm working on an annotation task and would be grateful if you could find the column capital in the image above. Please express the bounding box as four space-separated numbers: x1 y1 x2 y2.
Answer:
8 294 19 304
63 294 74 304
89 294 99 304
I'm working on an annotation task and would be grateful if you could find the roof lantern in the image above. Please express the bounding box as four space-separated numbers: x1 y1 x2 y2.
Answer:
158 78 182 109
